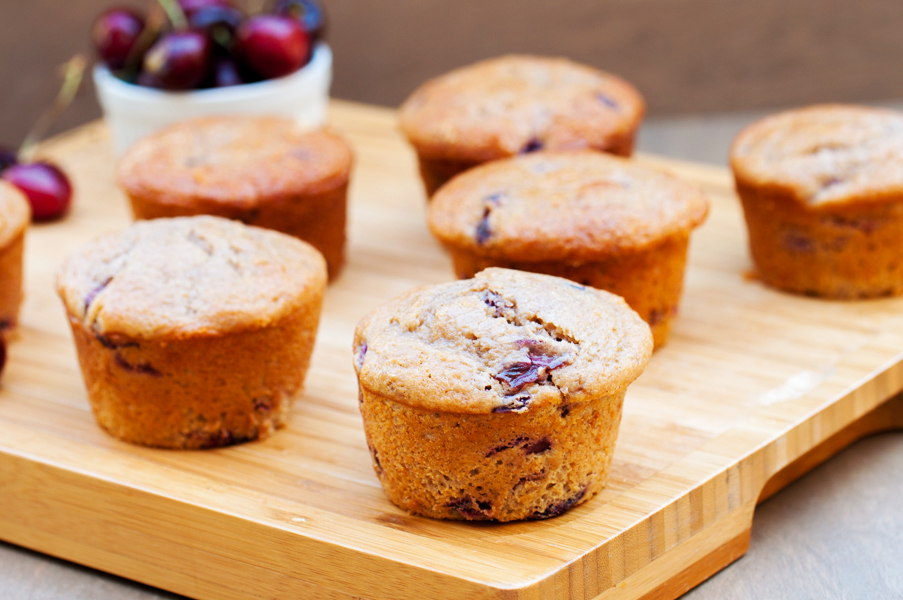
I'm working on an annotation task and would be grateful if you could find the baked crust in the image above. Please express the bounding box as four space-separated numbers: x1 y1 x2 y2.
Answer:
116 117 353 280
399 55 644 195
731 104 903 208
400 55 645 163
428 151 707 259
56 216 325 340
354 268 652 414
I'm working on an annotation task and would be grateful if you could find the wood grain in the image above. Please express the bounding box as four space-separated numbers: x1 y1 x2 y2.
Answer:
1 100 902 600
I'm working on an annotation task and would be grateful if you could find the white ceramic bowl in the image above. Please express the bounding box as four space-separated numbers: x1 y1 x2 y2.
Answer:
94 43 333 156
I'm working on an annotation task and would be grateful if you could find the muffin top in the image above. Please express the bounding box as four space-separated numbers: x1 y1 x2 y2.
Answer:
56 216 326 340
116 116 353 208
353 268 652 414
428 151 708 261
399 55 645 162
0 181 30 247
730 104 903 207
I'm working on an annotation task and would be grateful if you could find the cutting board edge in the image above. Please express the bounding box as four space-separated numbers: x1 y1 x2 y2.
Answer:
3 373 902 600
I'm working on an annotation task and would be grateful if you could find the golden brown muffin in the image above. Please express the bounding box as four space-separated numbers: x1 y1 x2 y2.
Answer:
0 181 30 335
399 55 646 196
731 104 903 298
353 268 652 521
56 216 327 449
116 116 353 281
428 152 708 348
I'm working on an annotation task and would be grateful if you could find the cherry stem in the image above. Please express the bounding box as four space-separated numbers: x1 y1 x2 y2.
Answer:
156 0 188 30
18 54 87 162
123 4 169 74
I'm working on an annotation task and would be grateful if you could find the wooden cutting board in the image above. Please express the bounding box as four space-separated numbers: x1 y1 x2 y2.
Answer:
2 100 902 600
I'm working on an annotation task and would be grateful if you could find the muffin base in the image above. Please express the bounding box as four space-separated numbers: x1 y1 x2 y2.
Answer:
738 186 903 298
447 235 689 349
360 388 625 522
417 137 636 198
0 229 25 332
68 304 321 449
128 184 347 281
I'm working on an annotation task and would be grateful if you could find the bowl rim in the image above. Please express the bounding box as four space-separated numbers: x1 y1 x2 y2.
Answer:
93 42 331 103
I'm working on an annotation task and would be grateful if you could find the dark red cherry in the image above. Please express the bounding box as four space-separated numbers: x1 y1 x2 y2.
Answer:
189 5 244 52
92 8 146 70
142 31 212 90
2 162 73 221
235 15 309 79
212 58 244 87
275 0 326 44
0 148 18 174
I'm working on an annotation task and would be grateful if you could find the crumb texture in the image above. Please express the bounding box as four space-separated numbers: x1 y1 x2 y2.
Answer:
354 268 652 413
731 104 903 207
56 216 327 339
400 55 645 162
429 151 708 260
361 388 624 521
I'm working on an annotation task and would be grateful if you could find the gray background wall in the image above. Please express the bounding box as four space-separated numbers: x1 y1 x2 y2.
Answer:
2 0 902 145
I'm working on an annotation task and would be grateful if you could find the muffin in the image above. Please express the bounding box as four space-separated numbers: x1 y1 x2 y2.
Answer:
55 216 327 449
428 151 708 348
731 104 903 298
0 181 30 334
399 55 645 196
116 116 353 281
353 268 652 521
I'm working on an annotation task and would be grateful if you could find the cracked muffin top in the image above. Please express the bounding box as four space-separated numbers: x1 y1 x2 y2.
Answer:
353 268 652 414
730 104 903 208
428 151 708 261
0 181 30 247
116 116 352 208
56 216 326 340
399 55 645 162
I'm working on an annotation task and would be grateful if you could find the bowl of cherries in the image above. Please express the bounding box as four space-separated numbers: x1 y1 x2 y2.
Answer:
92 0 331 155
